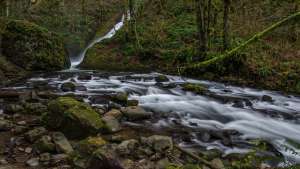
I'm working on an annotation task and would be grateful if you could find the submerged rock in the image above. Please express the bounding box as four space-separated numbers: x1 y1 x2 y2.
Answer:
46 97 108 139
121 106 153 121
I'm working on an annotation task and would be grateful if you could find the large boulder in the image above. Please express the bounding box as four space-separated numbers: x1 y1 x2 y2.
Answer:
1 20 70 71
46 97 109 139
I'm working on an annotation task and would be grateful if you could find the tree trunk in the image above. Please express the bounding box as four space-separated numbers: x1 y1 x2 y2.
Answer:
183 11 300 72
5 0 9 17
196 0 207 60
223 0 230 51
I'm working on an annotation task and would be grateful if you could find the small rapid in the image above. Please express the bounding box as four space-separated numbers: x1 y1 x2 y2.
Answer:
7 71 300 166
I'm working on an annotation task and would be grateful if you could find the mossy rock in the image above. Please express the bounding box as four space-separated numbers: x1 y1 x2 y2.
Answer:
46 97 109 139
182 83 208 95
77 137 107 155
1 20 70 71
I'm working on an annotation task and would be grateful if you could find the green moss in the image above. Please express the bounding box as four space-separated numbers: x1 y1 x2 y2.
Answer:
1 20 70 71
46 97 109 139
77 137 107 155
182 83 207 95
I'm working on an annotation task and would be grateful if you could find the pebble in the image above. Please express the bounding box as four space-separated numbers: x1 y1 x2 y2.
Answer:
25 147 32 154
26 157 39 167
17 121 27 125
0 158 8 165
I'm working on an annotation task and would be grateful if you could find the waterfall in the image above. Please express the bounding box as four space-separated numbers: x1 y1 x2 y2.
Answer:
69 15 126 69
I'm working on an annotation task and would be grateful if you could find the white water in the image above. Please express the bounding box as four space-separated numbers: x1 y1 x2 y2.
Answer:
69 15 126 69
22 72 300 166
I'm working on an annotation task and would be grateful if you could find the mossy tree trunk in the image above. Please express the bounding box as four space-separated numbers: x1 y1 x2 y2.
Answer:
183 11 300 72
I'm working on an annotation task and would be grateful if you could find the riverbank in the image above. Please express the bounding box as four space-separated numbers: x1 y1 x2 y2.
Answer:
1 71 300 169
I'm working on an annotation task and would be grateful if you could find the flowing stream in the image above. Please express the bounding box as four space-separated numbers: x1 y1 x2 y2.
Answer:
6 71 300 166
3 16 300 167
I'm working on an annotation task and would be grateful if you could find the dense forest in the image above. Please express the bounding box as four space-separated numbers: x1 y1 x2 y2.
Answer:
0 0 299 169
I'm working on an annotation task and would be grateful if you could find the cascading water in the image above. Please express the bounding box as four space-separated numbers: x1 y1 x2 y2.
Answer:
69 15 126 69
8 71 300 167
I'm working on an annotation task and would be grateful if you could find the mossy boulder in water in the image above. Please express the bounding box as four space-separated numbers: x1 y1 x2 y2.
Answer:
1 20 70 71
46 97 108 139
182 83 208 95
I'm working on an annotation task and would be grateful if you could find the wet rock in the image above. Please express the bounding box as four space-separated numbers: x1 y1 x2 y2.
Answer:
52 132 74 154
40 153 51 162
121 106 153 121
117 139 139 156
0 119 13 131
102 116 121 132
127 100 139 106
26 157 39 167
78 74 92 81
76 85 87 91
105 109 123 120
233 100 244 108
111 92 128 106
4 104 24 114
211 158 225 169
143 135 173 153
78 136 107 154
200 132 211 142
90 96 110 105
34 135 56 153
182 83 208 95
25 127 47 142
51 154 69 165
262 95 273 102
61 82 76 92
155 75 169 83
46 97 108 139
88 148 124 169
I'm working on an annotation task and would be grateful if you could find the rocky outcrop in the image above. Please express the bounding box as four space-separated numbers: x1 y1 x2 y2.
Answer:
1 20 70 71
45 97 109 139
